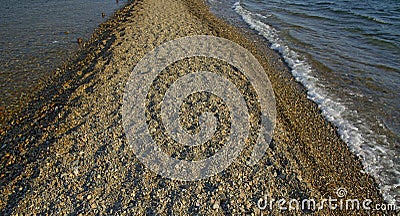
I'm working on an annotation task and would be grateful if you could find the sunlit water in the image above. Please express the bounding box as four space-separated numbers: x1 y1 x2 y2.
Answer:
0 0 125 108
208 0 399 205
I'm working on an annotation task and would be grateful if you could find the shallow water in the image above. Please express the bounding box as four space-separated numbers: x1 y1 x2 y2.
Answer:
209 0 399 205
0 0 125 108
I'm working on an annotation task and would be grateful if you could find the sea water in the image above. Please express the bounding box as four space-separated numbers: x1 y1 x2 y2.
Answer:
0 0 125 108
209 0 399 205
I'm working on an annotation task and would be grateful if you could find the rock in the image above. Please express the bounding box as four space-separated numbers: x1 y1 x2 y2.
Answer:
212 200 220 210
91 203 97 209
76 194 83 200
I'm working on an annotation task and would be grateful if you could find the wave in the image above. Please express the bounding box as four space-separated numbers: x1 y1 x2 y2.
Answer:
330 8 389 25
233 1 398 205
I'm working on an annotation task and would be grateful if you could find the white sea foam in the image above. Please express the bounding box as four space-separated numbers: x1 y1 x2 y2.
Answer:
255 13 271 19
233 1 398 205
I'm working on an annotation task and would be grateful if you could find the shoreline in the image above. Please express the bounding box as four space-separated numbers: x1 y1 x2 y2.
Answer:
0 0 387 214
0 0 125 125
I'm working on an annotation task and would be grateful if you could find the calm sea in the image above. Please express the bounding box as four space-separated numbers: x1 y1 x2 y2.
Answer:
209 0 399 205
0 0 125 109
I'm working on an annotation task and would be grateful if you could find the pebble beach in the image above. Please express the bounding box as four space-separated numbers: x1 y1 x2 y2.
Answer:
0 0 388 215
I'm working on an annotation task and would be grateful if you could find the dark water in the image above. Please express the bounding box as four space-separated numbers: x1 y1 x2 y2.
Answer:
0 0 125 109
209 0 399 205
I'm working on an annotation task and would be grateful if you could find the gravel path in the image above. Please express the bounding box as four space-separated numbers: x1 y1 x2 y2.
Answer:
1 0 384 215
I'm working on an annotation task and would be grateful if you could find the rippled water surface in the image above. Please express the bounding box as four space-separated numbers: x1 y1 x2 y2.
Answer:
0 0 125 108
209 0 399 205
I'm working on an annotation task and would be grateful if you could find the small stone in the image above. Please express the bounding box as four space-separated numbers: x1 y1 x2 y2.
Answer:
76 194 83 200
246 202 252 209
87 194 92 200
212 200 220 210
73 168 79 176
220 193 227 200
